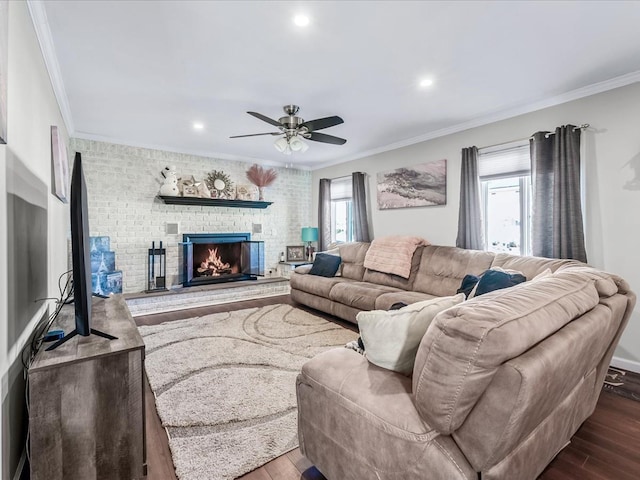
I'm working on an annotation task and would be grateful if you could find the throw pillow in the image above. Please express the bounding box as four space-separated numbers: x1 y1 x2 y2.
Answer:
294 265 312 274
309 253 342 277
357 294 465 375
532 268 552 281
473 269 526 297
312 247 343 276
457 274 480 298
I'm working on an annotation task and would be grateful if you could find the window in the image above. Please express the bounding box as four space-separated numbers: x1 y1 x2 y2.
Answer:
479 141 532 256
330 176 354 243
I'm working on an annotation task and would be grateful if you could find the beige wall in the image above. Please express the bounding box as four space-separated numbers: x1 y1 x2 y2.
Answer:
1 2 69 478
313 81 640 371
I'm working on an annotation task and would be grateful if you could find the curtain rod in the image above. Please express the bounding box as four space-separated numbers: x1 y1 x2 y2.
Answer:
543 123 590 138
477 124 590 150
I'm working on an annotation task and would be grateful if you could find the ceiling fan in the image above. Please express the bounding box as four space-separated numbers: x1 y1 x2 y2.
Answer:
230 105 346 154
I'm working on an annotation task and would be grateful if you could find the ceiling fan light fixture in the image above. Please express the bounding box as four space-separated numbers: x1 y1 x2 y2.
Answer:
289 136 308 152
274 137 289 153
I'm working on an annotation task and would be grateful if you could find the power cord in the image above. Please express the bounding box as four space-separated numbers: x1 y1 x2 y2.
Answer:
22 269 73 467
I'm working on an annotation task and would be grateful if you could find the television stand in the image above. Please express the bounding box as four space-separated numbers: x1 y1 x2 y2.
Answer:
29 295 146 480
45 327 118 351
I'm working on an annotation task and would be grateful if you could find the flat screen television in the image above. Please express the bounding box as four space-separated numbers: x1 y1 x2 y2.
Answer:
47 153 116 351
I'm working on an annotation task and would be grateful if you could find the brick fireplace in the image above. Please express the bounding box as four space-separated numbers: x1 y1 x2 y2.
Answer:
183 233 264 287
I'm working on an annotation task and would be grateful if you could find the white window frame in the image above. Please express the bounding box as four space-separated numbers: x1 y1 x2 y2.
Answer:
478 141 532 256
330 176 354 244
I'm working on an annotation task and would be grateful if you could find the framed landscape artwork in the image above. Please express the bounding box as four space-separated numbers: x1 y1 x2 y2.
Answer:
51 126 69 203
376 159 447 210
286 245 306 262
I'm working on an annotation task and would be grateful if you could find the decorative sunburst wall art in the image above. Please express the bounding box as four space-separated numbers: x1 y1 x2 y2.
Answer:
376 159 447 210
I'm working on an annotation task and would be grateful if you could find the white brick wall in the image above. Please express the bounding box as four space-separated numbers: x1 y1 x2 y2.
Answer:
70 139 313 293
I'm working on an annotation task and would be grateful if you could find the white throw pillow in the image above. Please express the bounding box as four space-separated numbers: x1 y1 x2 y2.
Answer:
357 294 465 375
532 268 553 281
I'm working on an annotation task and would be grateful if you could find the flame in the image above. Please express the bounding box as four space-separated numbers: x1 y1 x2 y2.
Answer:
197 247 231 276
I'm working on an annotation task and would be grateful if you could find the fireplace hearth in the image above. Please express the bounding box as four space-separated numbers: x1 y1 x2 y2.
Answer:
183 233 264 287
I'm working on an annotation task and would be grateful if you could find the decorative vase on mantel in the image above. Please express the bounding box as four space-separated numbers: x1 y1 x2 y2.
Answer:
246 164 277 202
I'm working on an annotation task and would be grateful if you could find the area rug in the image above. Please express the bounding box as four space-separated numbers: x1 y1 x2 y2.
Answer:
604 367 640 402
138 304 358 480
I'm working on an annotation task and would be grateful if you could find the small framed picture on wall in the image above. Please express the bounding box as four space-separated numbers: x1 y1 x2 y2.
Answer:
286 245 306 262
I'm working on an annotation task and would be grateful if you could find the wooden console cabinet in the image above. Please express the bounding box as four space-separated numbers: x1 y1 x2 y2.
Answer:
29 295 146 479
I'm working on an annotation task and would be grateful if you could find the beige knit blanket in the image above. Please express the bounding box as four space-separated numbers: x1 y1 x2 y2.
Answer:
363 236 429 279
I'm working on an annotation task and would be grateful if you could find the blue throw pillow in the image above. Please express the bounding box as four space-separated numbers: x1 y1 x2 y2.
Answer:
457 274 480 299
309 253 342 277
474 269 526 297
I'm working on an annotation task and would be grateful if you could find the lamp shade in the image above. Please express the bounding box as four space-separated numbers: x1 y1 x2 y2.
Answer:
274 137 288 153
301 227 319 242
289 136 309 152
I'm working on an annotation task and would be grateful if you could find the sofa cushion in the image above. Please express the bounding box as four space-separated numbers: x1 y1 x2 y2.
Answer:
309 253 342 277
413 246 495 297
335 242 369 281
290 271 349 297
329 282 402 311
490 253 579 280
374 290 438 310
300 348 428 435
412 272 601 435
358 294 465 375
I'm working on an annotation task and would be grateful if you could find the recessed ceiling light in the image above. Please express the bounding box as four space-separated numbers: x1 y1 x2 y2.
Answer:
193 122 204 130
419 78 434 88
293 14 310 27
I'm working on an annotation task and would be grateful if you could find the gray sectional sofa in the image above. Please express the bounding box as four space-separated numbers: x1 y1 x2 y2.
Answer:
292 242 635 479
291 242 579 324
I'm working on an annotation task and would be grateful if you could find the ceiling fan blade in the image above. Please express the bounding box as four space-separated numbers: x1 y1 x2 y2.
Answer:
300 116 344 132
307 132 347 145
230 132 281 138
247 111 282 127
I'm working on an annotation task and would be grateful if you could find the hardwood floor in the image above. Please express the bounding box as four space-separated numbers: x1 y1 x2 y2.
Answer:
137 296 640 480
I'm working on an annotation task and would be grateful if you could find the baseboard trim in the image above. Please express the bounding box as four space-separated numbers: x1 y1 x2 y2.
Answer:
611 356 640 374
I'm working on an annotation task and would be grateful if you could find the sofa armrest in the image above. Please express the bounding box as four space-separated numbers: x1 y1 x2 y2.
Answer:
297 349 476 480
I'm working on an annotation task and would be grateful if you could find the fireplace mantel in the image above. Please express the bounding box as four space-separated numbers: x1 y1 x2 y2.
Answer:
158 196 272 209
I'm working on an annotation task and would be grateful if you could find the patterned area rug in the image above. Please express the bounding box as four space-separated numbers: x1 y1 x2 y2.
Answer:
604 367 640 402
139 304 357 480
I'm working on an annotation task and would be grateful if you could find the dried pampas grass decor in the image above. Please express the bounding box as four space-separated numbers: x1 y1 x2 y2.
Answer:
246 164 278 200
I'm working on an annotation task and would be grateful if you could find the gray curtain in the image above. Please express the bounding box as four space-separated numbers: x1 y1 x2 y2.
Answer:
352 172 371 242
456 146 484 250
530 125 587 262
318 178 332 251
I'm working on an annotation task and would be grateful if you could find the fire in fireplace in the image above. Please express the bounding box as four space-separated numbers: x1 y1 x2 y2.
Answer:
195 244 239 277
183 233 264 287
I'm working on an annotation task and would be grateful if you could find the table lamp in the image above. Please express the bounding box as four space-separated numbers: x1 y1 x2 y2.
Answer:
301 227 319 262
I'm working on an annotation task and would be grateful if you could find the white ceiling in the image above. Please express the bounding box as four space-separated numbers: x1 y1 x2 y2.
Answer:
34 0 640 169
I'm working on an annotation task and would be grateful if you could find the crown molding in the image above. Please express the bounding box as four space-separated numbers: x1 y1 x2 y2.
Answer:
312 70 640 170
72 131 312 170
25 1 640 173
27 0 75 134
